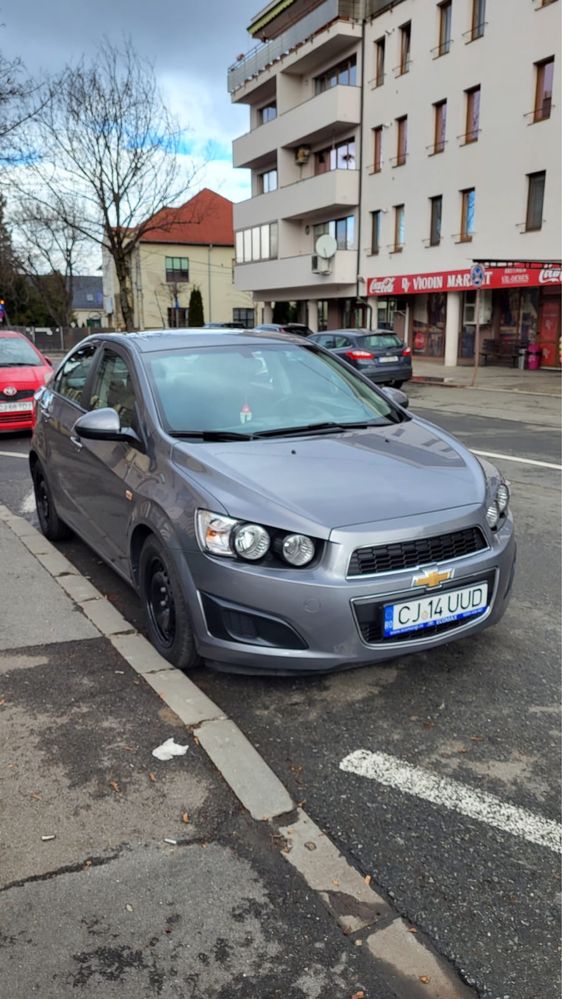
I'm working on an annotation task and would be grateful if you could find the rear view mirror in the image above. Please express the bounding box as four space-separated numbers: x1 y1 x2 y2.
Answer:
73 408 142 447
381 386 409 409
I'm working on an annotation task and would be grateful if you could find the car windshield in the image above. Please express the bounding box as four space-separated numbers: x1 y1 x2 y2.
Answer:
146 342 399 437
360 334 403 350
0 336 41 366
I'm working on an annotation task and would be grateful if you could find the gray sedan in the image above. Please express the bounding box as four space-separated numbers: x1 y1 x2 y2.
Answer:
30 330 515 674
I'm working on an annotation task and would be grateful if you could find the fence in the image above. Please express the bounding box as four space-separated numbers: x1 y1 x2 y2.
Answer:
7 326 114 356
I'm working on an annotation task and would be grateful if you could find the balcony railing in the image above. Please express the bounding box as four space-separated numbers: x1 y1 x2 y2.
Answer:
228 0 402 94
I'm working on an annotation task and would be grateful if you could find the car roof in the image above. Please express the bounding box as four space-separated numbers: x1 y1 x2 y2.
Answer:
322 328 399 336
0 329 28 339
83 328 310 353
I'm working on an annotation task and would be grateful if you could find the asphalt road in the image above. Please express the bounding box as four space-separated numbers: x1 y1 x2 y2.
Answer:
1 399 560 999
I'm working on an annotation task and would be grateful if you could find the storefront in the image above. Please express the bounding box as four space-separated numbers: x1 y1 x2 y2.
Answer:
367 264 561 366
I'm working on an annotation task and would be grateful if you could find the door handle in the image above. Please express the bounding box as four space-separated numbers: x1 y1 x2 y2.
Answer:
70 435 83 451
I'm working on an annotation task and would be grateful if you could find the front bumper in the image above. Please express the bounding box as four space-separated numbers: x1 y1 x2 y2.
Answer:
179 513 516 674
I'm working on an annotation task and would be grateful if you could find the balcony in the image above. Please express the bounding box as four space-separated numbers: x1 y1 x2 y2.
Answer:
233 85 361 169
235 170 359 229
235 249 357 294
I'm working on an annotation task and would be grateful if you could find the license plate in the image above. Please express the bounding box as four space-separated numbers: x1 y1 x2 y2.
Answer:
0 401 33 412
384 582 488 637
379 356 398 363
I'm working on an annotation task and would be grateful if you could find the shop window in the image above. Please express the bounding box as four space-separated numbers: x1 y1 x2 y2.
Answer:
412 293 446 357
534 58 554 121
437 1 452 56
433 100 447 153
393 204 405 251
259 168 278 193
315 56 357 94
429 195 443 246
460 188 475 241
372 126 383 172
259 103 277 125
395 116 408 166
370 210 382 254
165 256 189 283
374 37 385 86
398 22 411 75
463 290 492 324
525 171 546 230
464 86 481 143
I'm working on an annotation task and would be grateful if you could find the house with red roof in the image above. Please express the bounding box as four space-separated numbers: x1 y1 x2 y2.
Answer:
102 189 257 329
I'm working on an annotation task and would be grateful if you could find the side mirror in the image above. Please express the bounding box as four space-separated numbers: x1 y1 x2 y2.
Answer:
73 408 142 447
381 386 409 409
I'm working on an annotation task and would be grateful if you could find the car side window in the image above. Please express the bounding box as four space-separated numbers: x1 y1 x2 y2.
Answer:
53 343 98 405
316 335 336 348
333 336 351 348
88 349 138 430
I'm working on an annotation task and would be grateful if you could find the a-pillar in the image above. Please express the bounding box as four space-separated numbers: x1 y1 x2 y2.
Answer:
307 299 318 332
263 301 273 324
444 292 462 367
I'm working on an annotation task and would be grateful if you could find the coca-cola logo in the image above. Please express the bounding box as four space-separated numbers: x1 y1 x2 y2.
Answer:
369 277 395 295
539 267 562 285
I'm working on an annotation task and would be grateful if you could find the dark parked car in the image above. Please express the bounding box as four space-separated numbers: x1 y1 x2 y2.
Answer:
309 329 412 387
30 329 515 675
253 323 313 337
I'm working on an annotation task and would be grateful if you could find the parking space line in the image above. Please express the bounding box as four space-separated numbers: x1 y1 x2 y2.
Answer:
0 450 28 459
340 750 562 854
471 449 561 471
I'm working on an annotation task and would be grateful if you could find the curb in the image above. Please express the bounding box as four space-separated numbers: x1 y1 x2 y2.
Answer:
0 503 475 999
410 375 561 397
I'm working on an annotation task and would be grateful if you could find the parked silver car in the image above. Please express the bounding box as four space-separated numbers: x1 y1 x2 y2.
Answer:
30 330 516 674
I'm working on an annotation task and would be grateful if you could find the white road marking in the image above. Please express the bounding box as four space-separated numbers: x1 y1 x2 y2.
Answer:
340 750 562 854
472 449 561 471
0 450 28 459
20 489 36 515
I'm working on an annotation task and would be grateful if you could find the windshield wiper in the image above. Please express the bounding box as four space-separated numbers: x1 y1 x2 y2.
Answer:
252 420 387 439
169 429 253 441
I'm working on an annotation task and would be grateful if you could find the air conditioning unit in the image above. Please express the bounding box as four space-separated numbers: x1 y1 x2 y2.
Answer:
295 145 311 165
311 255 332 275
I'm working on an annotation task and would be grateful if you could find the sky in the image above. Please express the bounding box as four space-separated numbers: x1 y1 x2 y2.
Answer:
0 0 263 203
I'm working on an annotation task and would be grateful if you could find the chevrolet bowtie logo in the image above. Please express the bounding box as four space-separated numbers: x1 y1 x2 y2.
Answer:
412 567 454 588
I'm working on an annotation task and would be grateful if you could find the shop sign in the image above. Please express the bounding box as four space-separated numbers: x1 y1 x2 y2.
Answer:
367 266 562 296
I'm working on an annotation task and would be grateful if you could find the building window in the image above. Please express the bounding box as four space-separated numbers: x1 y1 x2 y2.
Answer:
165 256 189 282
259 103 277 124
437 1 452 56
429 195 443 246
233 308 255 328
525 171 546 230
374 36 385 86
167 307 188 328
398 22 411 75
373 126 383 172
395 116 408 166
534 57 554 121
433 100 447 153
460 188 475 241
259 168 278 193
393 204 405 251
235 222 278 263
313 215 356 251
464 85 481 142
370 210 382 254
315 55 357 94
315 138 356 174
469 0 486 40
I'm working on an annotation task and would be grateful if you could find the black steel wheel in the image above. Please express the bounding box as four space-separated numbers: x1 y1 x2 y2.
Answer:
140 535 199 670
32 464 72 541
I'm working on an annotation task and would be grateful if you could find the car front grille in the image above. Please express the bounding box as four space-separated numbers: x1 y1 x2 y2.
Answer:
1 388 35 402
348 526 488 577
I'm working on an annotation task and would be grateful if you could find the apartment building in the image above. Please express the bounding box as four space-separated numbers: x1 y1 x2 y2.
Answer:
229 0 561 366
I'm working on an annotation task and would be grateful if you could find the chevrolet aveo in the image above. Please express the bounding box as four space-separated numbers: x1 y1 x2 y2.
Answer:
30 330 516 674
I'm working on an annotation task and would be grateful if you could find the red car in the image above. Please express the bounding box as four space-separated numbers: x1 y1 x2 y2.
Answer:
0 330 53 432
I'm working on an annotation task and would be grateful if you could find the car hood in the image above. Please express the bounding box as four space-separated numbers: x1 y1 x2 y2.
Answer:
173 418 486 537
0 364 48 391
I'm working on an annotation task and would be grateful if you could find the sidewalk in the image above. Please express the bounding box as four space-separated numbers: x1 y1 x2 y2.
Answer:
411 359 561 396
0 510 474 999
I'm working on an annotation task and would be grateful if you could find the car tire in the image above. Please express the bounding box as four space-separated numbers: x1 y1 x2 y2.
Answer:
32 463 72 541
140 535 199 671
392 380 404 389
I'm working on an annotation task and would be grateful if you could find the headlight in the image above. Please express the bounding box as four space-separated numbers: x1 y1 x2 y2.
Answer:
282 533 315 566
233 523 270 561
486 502 500 529
496 482 509 513
195 510 238 557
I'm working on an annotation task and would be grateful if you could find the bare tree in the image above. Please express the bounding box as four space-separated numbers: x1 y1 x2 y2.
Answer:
17 39 197 329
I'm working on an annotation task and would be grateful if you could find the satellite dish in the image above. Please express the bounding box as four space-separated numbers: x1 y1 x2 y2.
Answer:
315 234 337 260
